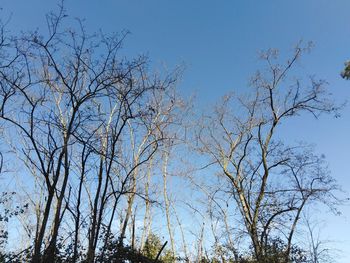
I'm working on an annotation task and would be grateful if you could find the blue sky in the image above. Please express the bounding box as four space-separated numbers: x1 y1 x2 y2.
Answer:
1 0 350 261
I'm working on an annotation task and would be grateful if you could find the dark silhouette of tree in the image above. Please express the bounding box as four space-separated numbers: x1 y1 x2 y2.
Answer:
0 3 181 262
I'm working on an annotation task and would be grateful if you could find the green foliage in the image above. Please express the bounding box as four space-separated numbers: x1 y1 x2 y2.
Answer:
259 238 307 263
199 238 308 263
143 233 175 263
341 60 350 79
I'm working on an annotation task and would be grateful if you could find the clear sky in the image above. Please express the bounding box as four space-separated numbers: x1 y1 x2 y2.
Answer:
1 0 350 261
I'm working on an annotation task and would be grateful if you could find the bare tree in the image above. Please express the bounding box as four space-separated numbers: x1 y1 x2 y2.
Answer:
196 44 341 262
0 4 181 262
301 212 338 263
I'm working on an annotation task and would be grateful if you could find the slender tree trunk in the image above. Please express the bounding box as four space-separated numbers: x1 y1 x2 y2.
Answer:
32 187 55 263
72 150 87 263
86 157 104 263
162 150 175 257
45 145 70 260
140 158 153 250
119 167 138 245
